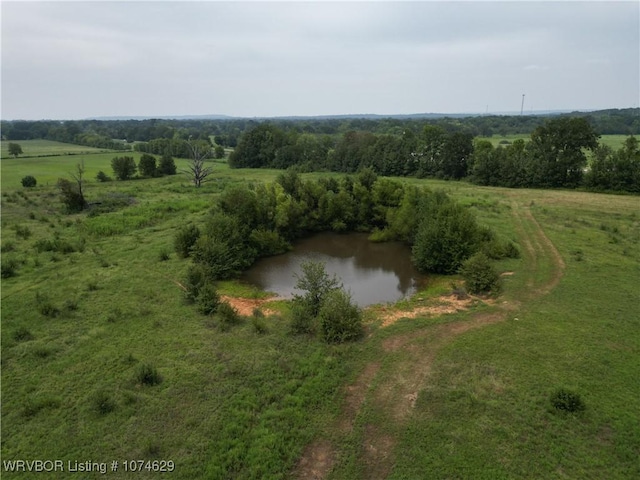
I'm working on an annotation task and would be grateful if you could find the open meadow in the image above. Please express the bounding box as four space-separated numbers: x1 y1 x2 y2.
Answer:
1 146 639 478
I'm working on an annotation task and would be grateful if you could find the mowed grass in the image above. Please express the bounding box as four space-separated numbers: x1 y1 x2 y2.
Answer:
0 139 114 158
478 133 635 150
2 152 639 479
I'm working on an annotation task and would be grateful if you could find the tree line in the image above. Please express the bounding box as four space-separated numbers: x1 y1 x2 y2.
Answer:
229 118 639 192
2 108 638 146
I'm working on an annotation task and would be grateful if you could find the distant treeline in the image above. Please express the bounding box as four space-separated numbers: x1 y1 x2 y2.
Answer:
2 108 638 146
228 118 639 193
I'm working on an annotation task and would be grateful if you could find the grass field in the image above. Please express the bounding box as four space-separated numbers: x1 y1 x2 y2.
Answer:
1 148 639 479
478 133 635 150
0 139 119 159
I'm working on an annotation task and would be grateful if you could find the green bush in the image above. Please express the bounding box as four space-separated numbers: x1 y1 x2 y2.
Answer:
251 310 268 334
550 388 585 413
1 258 19 278
459 252 501 295
197 282 220 315
183 264 207 303
91 389 116 414
111 156 137 180
13 326 33 342
216 301 241 331
174 224 200 258
21 175 37 188
35 292 60 318
95 170 112 182
318 289 363 343
13 224 32 239
57 178 87 212
289 299 316 335
158 153 177 175
135 363 162 386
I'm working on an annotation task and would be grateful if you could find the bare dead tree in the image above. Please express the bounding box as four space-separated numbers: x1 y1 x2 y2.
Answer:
184 138 213 187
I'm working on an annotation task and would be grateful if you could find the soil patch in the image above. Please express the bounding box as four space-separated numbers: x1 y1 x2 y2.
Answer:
219 295 278 316
292 439 335 480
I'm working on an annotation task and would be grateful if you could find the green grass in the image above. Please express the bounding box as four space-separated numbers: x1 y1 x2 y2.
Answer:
478 133 636 150
1 139 116 158
1 153 639 479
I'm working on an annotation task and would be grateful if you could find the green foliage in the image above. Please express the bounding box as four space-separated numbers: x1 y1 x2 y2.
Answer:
412 202 481 274
57 178 87 213
34 237 75 254
35 292 60 318
91 389 116 415
214 145 225 159
215 301 241 331
459 252 501 295
13 224 32 239
135 363 162 386
111 156 137 180
183 264 207 303
289 299 316 335
138 153 158 177
197 282 220 316
251 310 268 334
550 388 586 413
21 175 37 187
318 289 363 343
293 261 341 317
1 257 19 278
158 153 177 175
95 170 111 182
174 224 200 258
8 142 23 157
12 326 33 342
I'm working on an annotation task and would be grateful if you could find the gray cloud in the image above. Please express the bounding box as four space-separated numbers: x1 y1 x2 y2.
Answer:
2 1 638 119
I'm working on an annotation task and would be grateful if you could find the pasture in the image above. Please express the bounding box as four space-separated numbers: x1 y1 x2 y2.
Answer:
1 146 638 479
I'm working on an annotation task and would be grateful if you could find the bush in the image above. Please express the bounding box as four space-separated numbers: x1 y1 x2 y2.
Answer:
158 153 177 175
138 154 158 177
174 224 200 258
111 156 137 180
216 301 241 331
21 175 37 188
183 264 207 303
135 363 162 386
35 292 60 318
13 326 33 342
459 252 501 295
293 261 341 317
197 282 220 315
550 388 585 413
318 289 363 343
251 311 268 334
57 178 87 212
91 389 116 414
289 299 316 335
1 258 19 278
95 170 112 182
13 224 32 239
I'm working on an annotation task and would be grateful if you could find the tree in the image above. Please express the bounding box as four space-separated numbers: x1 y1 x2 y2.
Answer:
21 175 37 187
293 261 341 317
8 142 23 158
214 145 225 159
529 117 599 188
58 162 87 212
138 153 157 177
459 252 501 294
158 152 177 175
184 139 213 187
111 156 137 180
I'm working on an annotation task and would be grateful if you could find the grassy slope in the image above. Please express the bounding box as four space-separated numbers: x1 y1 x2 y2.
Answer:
0 139 115 158
1 150 639 479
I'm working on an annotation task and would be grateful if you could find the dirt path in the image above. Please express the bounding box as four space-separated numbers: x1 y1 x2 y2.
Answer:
292 201 566 479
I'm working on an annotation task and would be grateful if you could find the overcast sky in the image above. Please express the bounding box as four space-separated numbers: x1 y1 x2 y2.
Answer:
1 1 638 120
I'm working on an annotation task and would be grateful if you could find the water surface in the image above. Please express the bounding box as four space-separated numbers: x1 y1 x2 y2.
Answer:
241 232 424 306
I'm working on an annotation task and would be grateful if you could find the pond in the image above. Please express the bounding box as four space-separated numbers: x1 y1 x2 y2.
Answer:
241 232 425 307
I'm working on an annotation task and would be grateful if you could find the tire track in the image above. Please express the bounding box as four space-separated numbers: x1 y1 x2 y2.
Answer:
293 200 565 479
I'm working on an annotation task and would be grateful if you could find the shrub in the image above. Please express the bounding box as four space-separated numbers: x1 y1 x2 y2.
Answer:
216 301 241 331
293 261 341 317
1 258 19 278
135 363 162 386
158 153 177 175
550 388 585 413
21 175 37 188
174 224 200 258
158 249 170 261
35 292 60 318
111 156 137 180
183 264 207 303
318 289 363 343
197 282 220 315
91 389 116 414
138 154 158 177
13 326 33 342
289 299 316 335
251 311 268 334
459 252 501 295
57 178 87 212
95 170 112 182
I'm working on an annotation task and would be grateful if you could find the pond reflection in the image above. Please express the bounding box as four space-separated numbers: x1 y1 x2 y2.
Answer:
241 232 424 306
